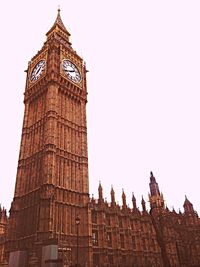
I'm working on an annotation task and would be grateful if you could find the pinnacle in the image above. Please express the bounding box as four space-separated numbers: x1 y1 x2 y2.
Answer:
132 192 136 200
184 195 192 206
98 181 102 189
111 185 115 193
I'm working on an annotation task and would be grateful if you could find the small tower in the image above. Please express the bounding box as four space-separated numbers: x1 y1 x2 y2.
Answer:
98 181 104 204
183 196 194 214
110 185 116 206
141 196 147 212
122 189 127 209
132 192 137 210
149 172 164 211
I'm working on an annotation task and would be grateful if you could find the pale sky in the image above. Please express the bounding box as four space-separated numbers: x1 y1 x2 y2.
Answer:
0 1 200 214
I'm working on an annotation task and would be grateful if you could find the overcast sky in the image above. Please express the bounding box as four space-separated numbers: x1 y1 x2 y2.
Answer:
0 1 200 214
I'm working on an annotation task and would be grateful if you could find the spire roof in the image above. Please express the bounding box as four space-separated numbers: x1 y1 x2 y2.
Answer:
53 8 68 33
46 8 70 37
110 185 116 205
98 181 104 204
150 171 156 182
98 181 102 190
111 185 114 193
122 189 126 197
122 189 127 208
149 171 161 197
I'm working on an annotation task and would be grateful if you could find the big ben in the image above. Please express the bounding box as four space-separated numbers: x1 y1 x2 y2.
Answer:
6 9 92 267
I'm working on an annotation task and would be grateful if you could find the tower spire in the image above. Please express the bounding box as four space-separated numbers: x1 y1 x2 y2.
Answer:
54 8 68 33
148 172 165 211
46 8 71 41
122 189 127 209
141 196 146 212
98 181 104 204
183 195 194 214
149 171 160 196
132 192 137 209
110 185 116 206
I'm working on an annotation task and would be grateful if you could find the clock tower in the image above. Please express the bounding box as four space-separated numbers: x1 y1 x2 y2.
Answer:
6 9 91 267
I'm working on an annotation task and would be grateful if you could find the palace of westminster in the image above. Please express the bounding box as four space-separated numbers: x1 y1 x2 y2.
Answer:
0 9 200 267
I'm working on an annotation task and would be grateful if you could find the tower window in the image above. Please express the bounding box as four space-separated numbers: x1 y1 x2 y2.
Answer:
92 230 98 246
131 220 134 230
92 211 97 224
120 234 125 248
107 232 112 247
119 217 123 228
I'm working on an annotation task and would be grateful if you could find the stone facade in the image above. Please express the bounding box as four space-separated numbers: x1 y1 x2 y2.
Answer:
90 173 200 267
1 9 200 267
1 172 200 266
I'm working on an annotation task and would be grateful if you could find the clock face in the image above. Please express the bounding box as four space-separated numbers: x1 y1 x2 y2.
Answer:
62 60 82 83
30 60 46 82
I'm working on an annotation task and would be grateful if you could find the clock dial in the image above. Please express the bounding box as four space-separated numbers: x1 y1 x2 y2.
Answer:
62 60 81 83
30 60 46 82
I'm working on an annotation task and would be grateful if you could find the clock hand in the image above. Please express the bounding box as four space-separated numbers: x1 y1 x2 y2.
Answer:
67 70 75 73
35 67 42 75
